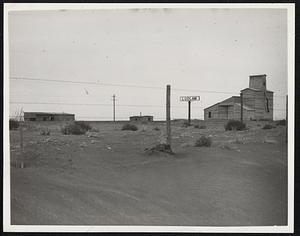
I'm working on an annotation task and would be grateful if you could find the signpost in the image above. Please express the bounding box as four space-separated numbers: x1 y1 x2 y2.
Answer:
180 96 200 125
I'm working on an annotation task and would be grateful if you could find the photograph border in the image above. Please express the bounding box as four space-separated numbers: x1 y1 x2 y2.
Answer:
3 3 295 233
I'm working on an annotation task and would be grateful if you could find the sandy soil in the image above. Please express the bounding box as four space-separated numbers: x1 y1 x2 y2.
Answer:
9 120 287 226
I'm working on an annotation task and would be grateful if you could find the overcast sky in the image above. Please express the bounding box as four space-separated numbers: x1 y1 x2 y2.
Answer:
8 7 288 120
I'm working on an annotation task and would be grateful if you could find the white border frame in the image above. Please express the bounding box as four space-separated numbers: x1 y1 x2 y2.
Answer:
3 3 295 233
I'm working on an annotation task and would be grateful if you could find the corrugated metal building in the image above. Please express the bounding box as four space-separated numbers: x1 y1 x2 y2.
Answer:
204 75 273 121
24 112 75 121
130 115 154 122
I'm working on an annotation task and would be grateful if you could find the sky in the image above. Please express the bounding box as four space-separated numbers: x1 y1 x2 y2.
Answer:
8 7 288 120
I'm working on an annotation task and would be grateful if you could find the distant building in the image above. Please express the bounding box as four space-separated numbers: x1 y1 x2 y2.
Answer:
204 74 273 121
130 115 154 122
24 112 75 121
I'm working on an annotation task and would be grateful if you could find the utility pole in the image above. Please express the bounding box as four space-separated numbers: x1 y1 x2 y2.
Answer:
166 85 171 149
112 94 116 122
286 95 288 144
240 92 243 122
188 100 191 125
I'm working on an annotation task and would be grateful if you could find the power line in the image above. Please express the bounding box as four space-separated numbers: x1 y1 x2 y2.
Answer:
10 76 287 97
9 101 286 111
9 101 195 108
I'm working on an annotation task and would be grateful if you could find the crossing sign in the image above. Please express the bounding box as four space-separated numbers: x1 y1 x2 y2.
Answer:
180 96 200 102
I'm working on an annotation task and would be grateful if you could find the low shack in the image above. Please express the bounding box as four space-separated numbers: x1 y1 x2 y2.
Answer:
24 112 75 121
130 115 153 122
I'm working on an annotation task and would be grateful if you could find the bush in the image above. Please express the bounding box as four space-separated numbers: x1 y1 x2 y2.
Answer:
182 121 192 127
61 121 91 135
225 120 246 131
194 124 206 129
144 143 173 155
9 119 19 130
74 121 92 131
153 127 160 131
195 135 212 147
122 124 138 131
262 124 275 130
276 119 286 126
40 128 50 135
259 118 272 121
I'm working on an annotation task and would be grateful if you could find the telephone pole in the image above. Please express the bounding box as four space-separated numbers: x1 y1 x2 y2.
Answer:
112 94 116 122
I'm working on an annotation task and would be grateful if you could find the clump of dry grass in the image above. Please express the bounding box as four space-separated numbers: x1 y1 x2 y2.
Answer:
194 124 206 129
225 120 246 131
262 124 275 130
61 121 92 135
195 135 212 147
122 124 138 131
9 119 19 130
144 144 174 155
40 128 50 135
276 120 286 126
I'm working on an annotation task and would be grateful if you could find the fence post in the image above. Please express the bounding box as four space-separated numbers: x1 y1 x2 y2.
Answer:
240 92 243 122
188 100 191 125
166 85 171 148
20 123 23 149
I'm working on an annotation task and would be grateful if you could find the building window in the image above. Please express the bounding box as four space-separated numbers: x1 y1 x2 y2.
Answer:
208 112 212 118
29 118 36 121
148 117 151 121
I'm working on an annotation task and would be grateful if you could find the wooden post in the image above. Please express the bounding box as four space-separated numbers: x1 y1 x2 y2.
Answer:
188 100 191 125
286 95 288 143
20 124 23 149
240 92 243 122
112 94 116 122
166 85 171 148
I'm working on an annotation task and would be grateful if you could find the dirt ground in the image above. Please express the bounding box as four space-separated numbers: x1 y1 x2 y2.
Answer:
9 120 287 226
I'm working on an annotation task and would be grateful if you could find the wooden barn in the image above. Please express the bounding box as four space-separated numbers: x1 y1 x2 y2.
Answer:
204 74 273 121
24 112 75 121
130 115 154 122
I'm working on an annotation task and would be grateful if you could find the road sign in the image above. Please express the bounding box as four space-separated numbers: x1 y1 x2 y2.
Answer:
180 96 200 125
180 96 200 102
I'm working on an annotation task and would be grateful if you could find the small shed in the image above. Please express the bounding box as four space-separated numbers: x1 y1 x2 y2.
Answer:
130 115 153 122
24 112 75 121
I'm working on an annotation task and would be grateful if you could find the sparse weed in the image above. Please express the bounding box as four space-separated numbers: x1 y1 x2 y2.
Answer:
9 119 19 130
91 127 100 132
61 121 92 135
195 135 212 147
194 124 206 129
122 124 138 131
182 121 192 128
9 119 20 130
40 128 51 135
276 119 286 126
262 124 275 130
225 120 246 131
74 121 92 131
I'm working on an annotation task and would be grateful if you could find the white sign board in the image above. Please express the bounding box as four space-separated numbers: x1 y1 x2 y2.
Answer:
180 96 200 102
